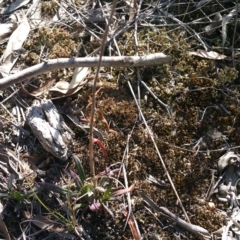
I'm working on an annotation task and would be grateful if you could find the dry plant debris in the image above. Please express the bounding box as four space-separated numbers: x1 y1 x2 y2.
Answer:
0 0 240 239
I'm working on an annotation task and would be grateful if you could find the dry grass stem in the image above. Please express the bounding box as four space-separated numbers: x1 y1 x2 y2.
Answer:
88 0 118 179
127 79 191 223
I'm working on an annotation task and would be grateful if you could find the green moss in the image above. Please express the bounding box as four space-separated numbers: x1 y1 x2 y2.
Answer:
217 66 239 85
41 0 59 18
24 27 79 64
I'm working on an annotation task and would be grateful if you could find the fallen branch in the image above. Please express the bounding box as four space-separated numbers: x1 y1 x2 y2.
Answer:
0 53 171 90
138 191 211 238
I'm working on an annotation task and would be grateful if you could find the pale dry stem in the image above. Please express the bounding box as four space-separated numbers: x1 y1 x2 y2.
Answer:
89 0 118 179
127 76 191 223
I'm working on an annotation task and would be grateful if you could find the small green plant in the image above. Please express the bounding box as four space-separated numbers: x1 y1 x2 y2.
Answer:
0 175 39 212
38 138 134 229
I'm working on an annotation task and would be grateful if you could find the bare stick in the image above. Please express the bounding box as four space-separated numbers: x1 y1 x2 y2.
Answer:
139 191 210 238
0 53 171 90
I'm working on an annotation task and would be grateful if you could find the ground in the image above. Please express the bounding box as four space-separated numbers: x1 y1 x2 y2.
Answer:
0 0 240 239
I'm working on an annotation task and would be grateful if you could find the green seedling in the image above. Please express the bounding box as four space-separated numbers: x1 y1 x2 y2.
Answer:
0 173 40 211
38 137 134 227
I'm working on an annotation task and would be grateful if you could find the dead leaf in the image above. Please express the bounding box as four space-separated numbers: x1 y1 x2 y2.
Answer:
69 67 89 89
0 13 30 76
49 68 89 99
29 0 42 27
204 13 222 35
31 214 64 232
122 209 141 240
0 21 18 44
0 217 11 240
1 13 30 62
222 4 240 47
2 0 31 14
49 83 85 99
50 81 71 94
187 50 226 60
125 0 138 20
52 0 67 22
20 79 56 97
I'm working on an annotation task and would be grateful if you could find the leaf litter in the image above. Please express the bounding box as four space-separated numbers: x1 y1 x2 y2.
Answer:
0 0 240 239
0 12 30 77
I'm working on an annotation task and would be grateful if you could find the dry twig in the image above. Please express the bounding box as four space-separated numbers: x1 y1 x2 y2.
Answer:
139 191 211 238
0 53 171 90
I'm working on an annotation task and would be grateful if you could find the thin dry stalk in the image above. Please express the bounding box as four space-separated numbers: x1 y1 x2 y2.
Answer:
134 0 142 120
160 9 208 50
231 1 239 67
0 116 30 136
122 163 132 229
139 191 210 238
140 80 171 116
0 102 15 120
127 76 191 223
122 209 141 240
88 0 118 179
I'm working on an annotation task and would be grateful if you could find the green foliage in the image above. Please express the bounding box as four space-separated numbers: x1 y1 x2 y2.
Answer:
38 154 124 219
73 154 86 184
0 182 38 212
